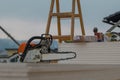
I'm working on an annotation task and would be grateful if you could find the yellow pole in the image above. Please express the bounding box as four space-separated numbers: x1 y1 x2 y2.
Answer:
56 0 62 42
46 0 55 34
71 0 76 40
77 0 85 35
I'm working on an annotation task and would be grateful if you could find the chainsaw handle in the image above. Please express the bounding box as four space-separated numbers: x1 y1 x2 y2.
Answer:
20 34 53 62
20 36 44 62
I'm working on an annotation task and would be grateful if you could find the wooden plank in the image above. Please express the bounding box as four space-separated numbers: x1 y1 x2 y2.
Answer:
52 35 71 40
59 42 120 64
52 13 81 18
45 0 55 34
0 63 29 80
77 0 85 35
0 42 120 80
1 63 120 80
27 64 120 80
71 0 75 40
56 0 62 42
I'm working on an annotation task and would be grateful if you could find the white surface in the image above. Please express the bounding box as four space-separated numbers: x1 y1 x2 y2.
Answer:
59 42 120 64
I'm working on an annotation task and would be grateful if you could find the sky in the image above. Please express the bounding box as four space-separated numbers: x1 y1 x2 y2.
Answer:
0 0 120 40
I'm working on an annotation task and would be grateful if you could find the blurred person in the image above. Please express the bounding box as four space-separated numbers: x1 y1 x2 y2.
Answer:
93 27 104 42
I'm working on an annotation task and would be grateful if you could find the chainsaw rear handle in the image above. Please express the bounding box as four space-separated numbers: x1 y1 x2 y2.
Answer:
20 36 43 62
20 34 53 62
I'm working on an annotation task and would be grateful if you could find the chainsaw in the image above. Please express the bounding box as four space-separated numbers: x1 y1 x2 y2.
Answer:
19 34 76 63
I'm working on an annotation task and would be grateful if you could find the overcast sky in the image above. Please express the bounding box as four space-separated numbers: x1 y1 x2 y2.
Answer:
0 0 120 40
